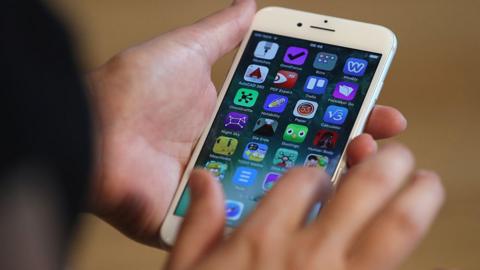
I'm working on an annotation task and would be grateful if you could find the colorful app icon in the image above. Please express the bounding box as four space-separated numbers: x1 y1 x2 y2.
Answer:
212 136 238 156
262 172 282 191
313 52 338 71
293 99 318 119
254 41 279 60
253 118 278 137
263 94 288 113
242 142 268 162
232 167 257 187
283 124 308 143
304 76 328 94
313 130 339 149
224 112 249 131
225 200 244 220
333 81 359 101
244 64 269 83
323 105 348 125
304 154 329 168
273 70 298 89
273 148 299 169
283 46 309 65
234 88 258 107
343 57 368 76
205 160 228 181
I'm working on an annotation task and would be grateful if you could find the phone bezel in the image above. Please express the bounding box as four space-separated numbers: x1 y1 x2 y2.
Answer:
160 6 397 246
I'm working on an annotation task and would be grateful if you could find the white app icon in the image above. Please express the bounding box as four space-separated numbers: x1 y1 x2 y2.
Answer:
339 85 354 96
293 99 318 119
254 41 279 60
244 64 269 84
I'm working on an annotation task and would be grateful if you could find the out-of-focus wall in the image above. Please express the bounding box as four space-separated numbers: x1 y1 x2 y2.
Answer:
46 1 479 269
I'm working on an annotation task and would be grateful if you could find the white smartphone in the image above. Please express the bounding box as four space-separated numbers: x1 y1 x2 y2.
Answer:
160 7 397 246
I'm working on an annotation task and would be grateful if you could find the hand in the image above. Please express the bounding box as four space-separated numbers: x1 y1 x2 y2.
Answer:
87 0 407 246
167 144 444 270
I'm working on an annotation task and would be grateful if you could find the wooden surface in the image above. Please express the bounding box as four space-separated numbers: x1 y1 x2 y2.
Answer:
47 0 480 269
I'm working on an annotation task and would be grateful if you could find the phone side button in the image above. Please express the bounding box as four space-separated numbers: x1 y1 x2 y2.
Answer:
374 81 384 102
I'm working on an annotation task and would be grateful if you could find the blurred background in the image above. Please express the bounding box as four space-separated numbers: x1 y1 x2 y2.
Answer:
45 0 479 269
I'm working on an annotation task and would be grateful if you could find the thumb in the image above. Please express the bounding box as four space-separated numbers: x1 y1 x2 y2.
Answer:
166 169 225 270
176 0 256 64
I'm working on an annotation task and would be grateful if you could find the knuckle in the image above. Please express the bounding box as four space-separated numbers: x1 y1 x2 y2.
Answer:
389 206 424 241
239 225 279 256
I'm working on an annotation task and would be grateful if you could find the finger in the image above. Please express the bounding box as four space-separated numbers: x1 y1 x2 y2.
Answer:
241 167 332 234
347 170 444 270
309 144 414 246
346 133 378 167
177 0 256 64
167 170 225 270
364 105 407 139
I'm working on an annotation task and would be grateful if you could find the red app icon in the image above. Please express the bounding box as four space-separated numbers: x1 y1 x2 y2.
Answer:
273 70 298 89
313 130 339 149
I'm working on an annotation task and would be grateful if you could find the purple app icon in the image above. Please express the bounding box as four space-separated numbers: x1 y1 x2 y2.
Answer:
332 81 359 101
224 112 249 131
283 46 309 65
262 172 282 191
263 94 289 113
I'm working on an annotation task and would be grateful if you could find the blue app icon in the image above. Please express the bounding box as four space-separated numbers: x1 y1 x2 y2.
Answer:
323 105 349 125
343 57 368 76
303 76 328 94
225 200 244 220
232 167 258 187
242 142 268 162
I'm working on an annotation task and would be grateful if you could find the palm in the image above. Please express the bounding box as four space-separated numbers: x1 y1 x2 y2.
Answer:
90 31 220 245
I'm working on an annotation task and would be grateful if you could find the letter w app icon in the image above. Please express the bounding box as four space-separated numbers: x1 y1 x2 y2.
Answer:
343 58 368 76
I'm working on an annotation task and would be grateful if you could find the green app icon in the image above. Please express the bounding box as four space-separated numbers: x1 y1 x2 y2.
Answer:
234 88 259 107
273 148 298 169
283 124 308 143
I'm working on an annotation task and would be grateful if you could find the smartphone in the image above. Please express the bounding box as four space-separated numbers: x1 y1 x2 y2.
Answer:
160 7 397 245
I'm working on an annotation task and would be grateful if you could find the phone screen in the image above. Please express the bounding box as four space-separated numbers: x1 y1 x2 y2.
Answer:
174 31 382 226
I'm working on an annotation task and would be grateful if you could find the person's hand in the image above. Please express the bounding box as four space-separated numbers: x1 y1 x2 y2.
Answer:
87 0 407 246
167 144 444 270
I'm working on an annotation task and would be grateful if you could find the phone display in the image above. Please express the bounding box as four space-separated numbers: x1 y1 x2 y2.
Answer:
174 31 382 226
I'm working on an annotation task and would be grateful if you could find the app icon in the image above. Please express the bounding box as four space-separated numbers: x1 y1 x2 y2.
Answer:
304 154 329 168
205 160 228 181
263 172 282 191
234 88 259 107
253 118 278 137
343 57 368 76
313 130 339 149
244 64 269 83
323 105 348 125
313 52 338 71
242 142 268 162
273 148 299 168
263 94 288 113
225 200 244 220
283 46 309 65
212 136 238 156
333 81 359 101
283 124 308 143
254 41 279 60
224 112 249 131
232 167 257 187
293 99 318 119
273 70 298 89
304 76 328 94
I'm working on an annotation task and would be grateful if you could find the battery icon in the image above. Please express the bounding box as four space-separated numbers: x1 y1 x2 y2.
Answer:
369 54 379 59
